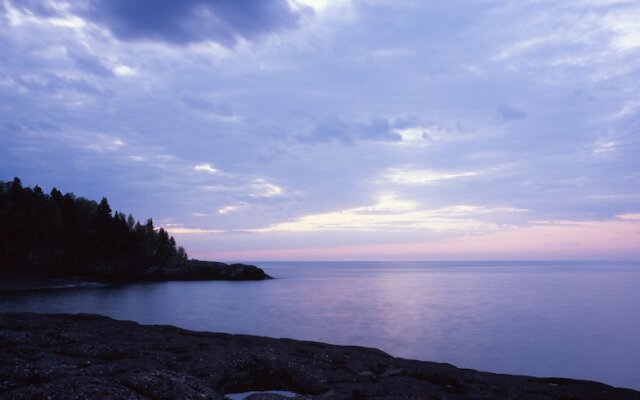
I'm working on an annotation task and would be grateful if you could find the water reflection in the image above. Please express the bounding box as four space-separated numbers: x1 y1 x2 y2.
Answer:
0 261 638 390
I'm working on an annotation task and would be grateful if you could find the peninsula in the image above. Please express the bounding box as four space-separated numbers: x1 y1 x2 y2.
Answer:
0 178 270 283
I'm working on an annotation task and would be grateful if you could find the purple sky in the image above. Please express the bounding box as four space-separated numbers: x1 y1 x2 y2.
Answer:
1 0 639 261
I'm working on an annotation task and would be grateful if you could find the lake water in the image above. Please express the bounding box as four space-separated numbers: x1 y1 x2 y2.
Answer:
1 261 639 390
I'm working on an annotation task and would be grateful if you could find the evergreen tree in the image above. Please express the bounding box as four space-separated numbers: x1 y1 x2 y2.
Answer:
0 177 191 278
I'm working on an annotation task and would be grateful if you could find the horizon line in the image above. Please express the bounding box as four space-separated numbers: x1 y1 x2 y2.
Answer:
210 259 640 264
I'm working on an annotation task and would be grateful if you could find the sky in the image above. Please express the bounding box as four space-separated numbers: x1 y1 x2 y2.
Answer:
1 0 639 261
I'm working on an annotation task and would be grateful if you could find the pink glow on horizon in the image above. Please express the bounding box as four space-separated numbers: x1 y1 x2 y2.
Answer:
191 217 640 261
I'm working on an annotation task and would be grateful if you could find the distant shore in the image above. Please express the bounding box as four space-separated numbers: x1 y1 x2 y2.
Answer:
1 313 638 400
0 261 271 292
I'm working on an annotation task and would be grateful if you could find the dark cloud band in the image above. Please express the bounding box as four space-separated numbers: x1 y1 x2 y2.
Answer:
87 0 302 45
7 0 303 46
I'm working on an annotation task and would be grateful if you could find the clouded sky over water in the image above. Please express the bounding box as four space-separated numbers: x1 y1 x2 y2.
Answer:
1 0 639 260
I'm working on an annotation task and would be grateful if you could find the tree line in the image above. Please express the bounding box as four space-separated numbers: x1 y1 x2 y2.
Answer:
0 177 187 278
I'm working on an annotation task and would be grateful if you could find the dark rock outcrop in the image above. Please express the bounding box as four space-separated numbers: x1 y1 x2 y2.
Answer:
0 313 638 399
0 261 272 290
158 260 272 281
69 259 272 282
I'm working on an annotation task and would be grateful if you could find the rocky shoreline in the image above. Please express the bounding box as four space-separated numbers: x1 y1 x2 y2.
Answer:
0 261 271 291
138 260 272 282
1 313 638 399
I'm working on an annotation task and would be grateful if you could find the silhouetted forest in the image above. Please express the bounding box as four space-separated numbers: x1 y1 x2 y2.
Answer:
0 177 187 278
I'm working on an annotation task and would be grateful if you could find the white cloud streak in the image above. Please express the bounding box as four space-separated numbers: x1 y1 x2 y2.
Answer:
194 163 219 174
253 194 527 233
385 168 480 185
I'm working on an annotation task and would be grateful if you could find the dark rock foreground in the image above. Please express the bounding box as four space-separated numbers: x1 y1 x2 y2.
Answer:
0 313 638 400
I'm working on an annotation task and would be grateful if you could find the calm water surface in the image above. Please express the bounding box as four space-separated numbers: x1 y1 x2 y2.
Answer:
1 261 639 390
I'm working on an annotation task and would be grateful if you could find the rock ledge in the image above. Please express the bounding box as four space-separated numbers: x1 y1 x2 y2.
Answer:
0 313 638 400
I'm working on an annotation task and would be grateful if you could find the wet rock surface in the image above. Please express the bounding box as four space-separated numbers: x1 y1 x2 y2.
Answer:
0 313 638 400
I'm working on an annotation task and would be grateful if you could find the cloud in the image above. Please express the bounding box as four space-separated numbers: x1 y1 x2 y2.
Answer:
163 226 224 234
497 104 527 121
113 65 136 76
2 0 640 260
253 193 526 233
3 0 305 46
299 117 402 144
394 127 433 144
68 51 115 78
218 204 240 214
12 72 101 96
617 213 640 221
591 139 617 157
194 163 219 174
605 7 640 51
181 93 233 117
199 177 284 199
249 179 283 198
3 0 59 18
78 0 304 46
384 168 481 185
210 215 640 261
